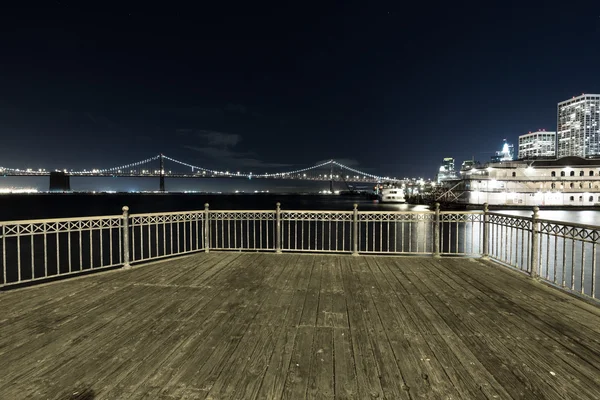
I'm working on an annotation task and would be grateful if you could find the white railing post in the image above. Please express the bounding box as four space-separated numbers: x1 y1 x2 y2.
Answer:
530 206 540 278
352 203 359 256
482 203 489 259
433 202 441 258
276 202 282 253
122 206 131 269
204 203 210 253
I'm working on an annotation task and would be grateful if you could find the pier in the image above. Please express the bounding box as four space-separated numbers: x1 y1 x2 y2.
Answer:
2 253 599 399
1 204 599 399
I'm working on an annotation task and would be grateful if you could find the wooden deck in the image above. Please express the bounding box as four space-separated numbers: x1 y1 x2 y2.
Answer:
0 253 599 400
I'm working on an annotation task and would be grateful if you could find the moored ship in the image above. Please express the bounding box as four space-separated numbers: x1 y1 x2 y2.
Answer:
377 184 406 203
445 156 600 207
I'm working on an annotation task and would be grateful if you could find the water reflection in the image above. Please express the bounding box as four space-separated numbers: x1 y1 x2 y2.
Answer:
491 209 600 226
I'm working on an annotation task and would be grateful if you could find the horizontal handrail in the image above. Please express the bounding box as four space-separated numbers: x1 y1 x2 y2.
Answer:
127 210 205 218
537 217 600 231
0 214 123 226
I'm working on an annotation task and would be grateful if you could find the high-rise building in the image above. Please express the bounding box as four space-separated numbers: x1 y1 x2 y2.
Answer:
557 94 600 158
436 157 458 183
518 130 556 159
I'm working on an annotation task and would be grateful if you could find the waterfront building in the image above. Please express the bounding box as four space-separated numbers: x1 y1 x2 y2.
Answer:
436 157 459 184
518 130 556 159
557 94 600 158
454 156 600 206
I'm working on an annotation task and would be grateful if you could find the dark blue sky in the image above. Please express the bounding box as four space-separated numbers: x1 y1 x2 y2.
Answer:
1 1 599 181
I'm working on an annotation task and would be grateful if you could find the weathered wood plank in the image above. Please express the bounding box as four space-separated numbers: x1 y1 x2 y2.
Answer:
409 258 567 399
445 258 600 364
159 253 281 398
349 256 411 400
316 257 334 328
375 257 494 400
431 258 600 397
202 253 297 400
230 255 304 400
364 257 463 400
339 256 385 399
380 257 513 399
256 255 316 399
306 327 334 399
282 255 322 399
333 327 358 400
425 258 600 398
470 258 600 336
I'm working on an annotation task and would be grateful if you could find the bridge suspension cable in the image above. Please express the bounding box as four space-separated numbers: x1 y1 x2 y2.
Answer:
162 156 334 178
71 155 161 174
162 155 226 176
332 160 398 182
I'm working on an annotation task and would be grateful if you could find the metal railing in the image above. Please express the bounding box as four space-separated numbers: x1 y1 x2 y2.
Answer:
0 202 598 302
128 208 206 263
1 214 123 286
536 217 598 299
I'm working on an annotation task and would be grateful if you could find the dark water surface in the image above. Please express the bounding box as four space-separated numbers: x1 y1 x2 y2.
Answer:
1 193 600 225
0 193 431 221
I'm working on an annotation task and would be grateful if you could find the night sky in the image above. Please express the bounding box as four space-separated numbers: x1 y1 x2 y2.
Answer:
1 2 600 189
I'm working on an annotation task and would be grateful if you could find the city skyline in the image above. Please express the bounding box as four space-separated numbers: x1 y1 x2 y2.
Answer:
1 2 599 186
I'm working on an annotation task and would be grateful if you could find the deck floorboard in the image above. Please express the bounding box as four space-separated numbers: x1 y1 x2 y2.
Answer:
1 252 599 399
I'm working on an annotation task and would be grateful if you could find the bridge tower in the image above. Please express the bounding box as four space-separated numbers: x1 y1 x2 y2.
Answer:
49 171 71 192
159 154 165 192
329 160 334 193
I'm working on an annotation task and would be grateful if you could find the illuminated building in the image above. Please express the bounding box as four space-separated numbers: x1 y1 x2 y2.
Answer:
557 94 600 158
518 130 556 159
436 157 458 184
490 139 514 163
451 157 600 206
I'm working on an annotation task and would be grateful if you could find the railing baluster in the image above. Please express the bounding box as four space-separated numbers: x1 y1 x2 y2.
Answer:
204 204 210 252
554 234 559 286
247 218 250 250
276 203 281 253
352 204 358 256
57 227 61 274
546 233 550 281
162 218 167 256
139 218 144 260
571 238 576 291
43 223 48 277
89 226 93 269
196 213 200 251
2 224 6 285
16 227 22 282
530 206 540 278
122 206 131 268
433 204 440 257
131 221 137 261
259 214 263 249
592 242 597 298
287 218 292 250
580 240 585 294
29 226 34 279
169 217 173 255
67 225 72 273
301 217 305 250
183 217 188 254
156 218 160 256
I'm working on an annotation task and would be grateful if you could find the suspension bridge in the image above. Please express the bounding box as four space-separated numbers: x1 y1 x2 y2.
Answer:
0 154 402 192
